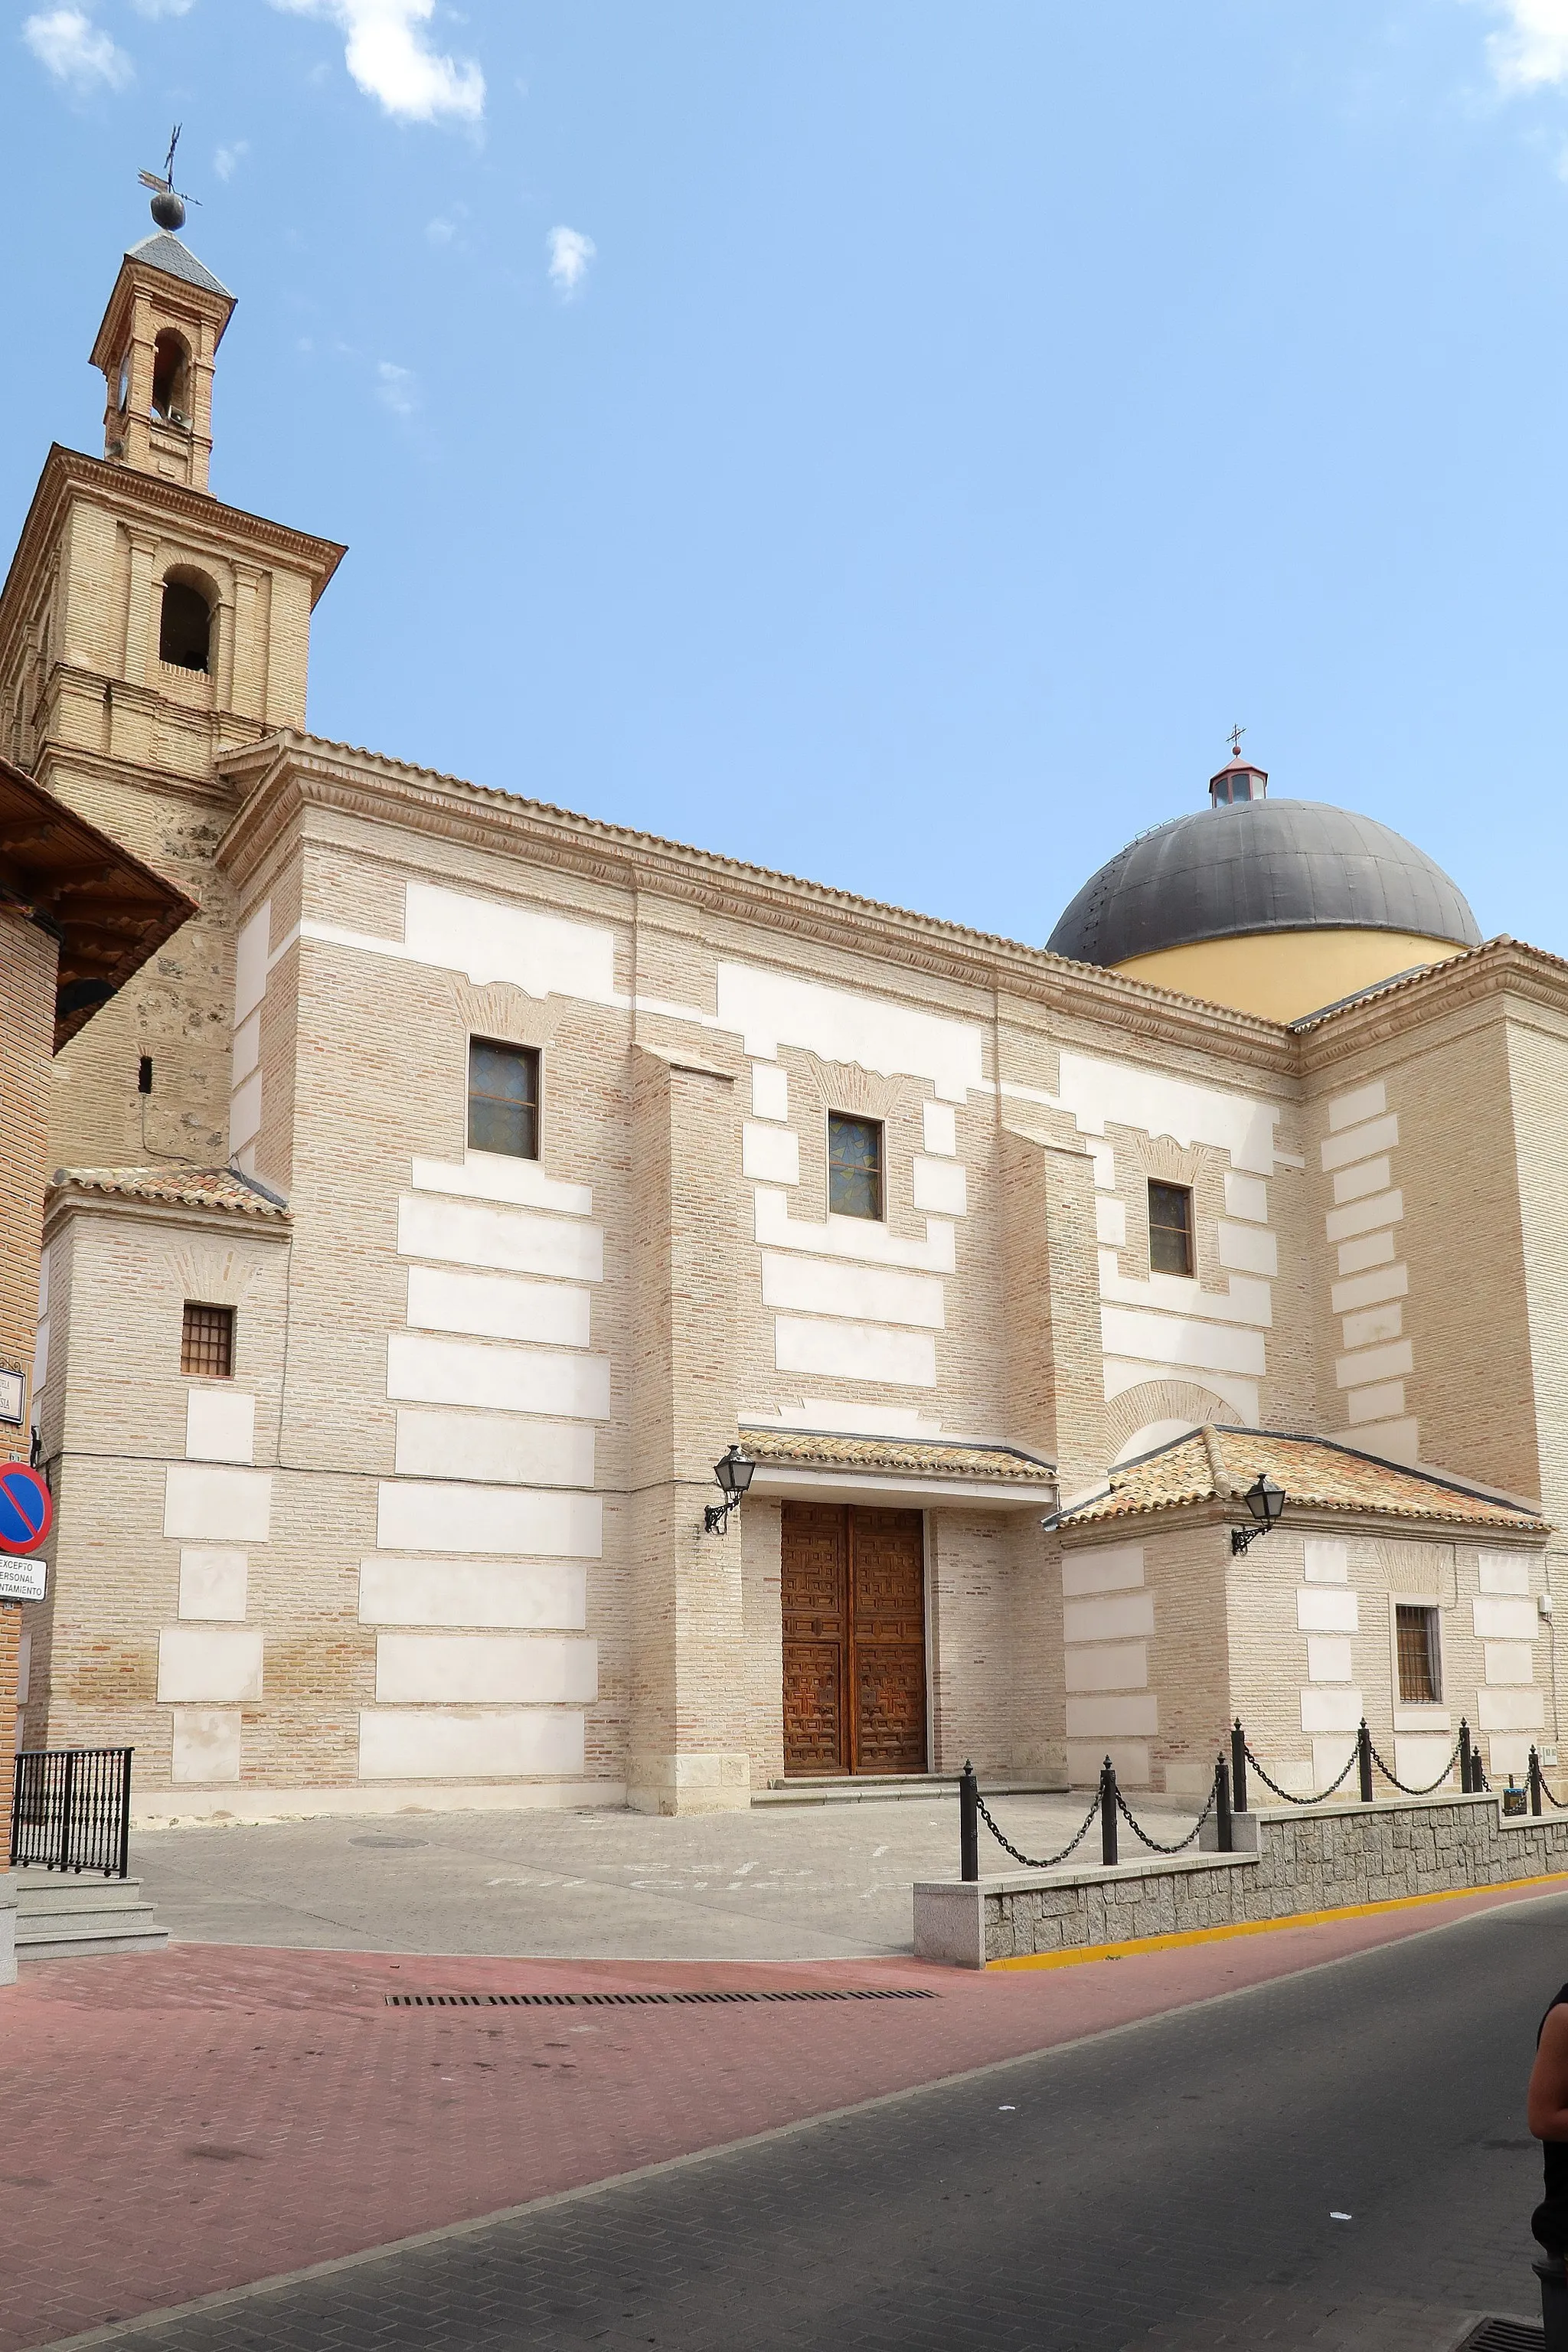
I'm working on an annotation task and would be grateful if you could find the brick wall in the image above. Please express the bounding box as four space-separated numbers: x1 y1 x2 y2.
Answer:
0 904 57 1788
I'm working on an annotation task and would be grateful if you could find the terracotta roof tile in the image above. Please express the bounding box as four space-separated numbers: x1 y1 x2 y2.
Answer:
49 1165 289 1218
738 1427 1057 1485
1060 1426 1545 1534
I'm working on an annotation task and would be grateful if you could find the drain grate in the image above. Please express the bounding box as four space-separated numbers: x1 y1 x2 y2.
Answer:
385 1986 937 2009
1463 2321 1544 2350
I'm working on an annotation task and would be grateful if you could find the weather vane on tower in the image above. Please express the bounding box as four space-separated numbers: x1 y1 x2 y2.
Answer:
1227 724 1246 760
139 125 200 233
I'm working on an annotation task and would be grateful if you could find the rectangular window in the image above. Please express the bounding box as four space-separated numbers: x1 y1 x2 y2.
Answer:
1396 1604 1442 1704
181 1302 234 1379
468 1039 540 1161
1148 1181 1194 1277
828 1113 884 1220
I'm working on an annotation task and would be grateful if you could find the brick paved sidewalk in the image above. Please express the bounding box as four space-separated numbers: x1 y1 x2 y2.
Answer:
3 1876 1561 2352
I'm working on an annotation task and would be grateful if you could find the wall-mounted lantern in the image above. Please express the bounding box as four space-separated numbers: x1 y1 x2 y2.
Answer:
1231 1474 1286 1556
704 1446 755 1536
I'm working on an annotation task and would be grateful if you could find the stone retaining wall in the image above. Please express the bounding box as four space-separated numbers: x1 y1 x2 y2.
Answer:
912 1792 1568 1968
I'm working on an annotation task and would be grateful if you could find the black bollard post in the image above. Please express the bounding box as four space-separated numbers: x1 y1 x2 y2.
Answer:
1536 2256 1568 2351
1100 1757 1119 1867
1231 1717 1248 1815
1459 1717 1472 1795
1215 1754 1233 1854
959 1759 979 1883
1357 1718 1374 1805
1532 1746 1544 1817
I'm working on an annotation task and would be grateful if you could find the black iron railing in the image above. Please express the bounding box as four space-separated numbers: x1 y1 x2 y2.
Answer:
9 1747 133 1879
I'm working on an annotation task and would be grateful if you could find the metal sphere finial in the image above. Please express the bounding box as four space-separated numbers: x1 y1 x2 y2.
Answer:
138 125 198 237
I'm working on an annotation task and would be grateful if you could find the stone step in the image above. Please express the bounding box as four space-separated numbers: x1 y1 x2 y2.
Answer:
14 1873 153 1914
18 1898 161 1938
12 1872 170 1958
17 1926 170 1960
753 1775 1067 1806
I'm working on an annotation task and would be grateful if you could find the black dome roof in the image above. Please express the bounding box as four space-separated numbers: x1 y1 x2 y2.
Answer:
1047 799 1481 968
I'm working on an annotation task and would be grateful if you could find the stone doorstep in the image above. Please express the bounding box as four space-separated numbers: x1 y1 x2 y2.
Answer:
12 1870 155 1909
11 1871 171 1958
753 1775 1068 1807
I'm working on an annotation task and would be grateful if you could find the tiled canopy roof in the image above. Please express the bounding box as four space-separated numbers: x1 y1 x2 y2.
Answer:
1060 1426 1545 1534
738 1427 1057 1485
50 1165 288 1217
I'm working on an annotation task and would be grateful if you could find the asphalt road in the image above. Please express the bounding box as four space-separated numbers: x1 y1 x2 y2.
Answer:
53 1888 1568 2352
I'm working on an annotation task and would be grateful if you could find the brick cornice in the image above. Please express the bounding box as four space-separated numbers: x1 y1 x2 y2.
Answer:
0 445 345 667
216 733 1302 1080
1292 938 1568 1073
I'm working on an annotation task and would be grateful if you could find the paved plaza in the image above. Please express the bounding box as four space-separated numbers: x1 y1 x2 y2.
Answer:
1 1873 1563 2350
123 1787 1164 1959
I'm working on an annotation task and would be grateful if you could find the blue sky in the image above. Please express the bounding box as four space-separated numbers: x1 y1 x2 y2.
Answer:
7 2 1568 956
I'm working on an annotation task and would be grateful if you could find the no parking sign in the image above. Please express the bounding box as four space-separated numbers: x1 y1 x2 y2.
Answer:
0 1463 51 1557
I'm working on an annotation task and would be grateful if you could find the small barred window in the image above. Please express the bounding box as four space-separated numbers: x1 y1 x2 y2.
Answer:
181 1302 234 1379
1396 1604 1442 1705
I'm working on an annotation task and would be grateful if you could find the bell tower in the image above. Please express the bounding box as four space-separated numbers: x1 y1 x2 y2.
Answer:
90 229 234 495
0 174 345 1171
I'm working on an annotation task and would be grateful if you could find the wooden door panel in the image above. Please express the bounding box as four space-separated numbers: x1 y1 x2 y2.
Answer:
848 1509 927 1775
783 1643 844 1774
783 1504 927 1777
782 1504 848 1775
854 1643 928 1774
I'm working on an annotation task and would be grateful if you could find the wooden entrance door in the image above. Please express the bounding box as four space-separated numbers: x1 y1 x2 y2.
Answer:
781 1504 927 1775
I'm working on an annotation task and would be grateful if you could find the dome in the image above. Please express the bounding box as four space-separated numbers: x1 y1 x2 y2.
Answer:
1047 798 1481 970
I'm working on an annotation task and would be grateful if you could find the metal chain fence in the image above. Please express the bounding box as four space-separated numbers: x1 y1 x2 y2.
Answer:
1113 1779 1218 1855
1243 1740 1361 1807
1366 1733 1465 1798
972 1786 1102 1873
958 1712 1502 1886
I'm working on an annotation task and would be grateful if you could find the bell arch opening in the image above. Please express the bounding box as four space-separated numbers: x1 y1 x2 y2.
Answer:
151 330 191 426
158 567 216 673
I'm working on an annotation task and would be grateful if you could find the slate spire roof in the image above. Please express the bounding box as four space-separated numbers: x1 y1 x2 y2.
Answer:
125 231 233 301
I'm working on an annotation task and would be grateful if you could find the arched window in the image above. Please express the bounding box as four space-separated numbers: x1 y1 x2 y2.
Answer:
158 571 214 672
151 331 191 426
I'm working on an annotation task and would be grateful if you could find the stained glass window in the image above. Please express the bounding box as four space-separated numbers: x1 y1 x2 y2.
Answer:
1148 1181 1194 1276
828 1114 883 1220
469 1040 540 1160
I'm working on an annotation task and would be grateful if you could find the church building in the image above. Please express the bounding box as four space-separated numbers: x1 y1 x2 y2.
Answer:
3 216 1563 1818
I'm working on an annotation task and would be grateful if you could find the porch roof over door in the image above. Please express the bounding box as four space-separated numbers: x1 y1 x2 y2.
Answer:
737 1426 1058 1513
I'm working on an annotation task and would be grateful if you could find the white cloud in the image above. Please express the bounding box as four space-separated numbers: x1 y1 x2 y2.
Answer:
1489 1 1568 90
273 0 484 122
130 0 195 17
376 360 418 417
22 8 132 88
214 139 250 181
547 224 596 299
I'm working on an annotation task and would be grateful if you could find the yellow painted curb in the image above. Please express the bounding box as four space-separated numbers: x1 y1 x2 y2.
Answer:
986 1868 1568 1972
